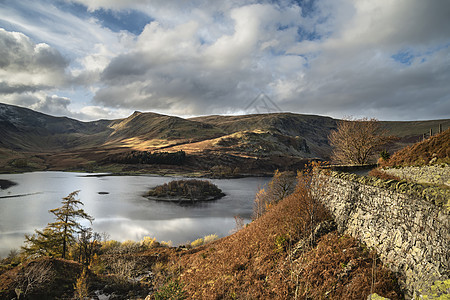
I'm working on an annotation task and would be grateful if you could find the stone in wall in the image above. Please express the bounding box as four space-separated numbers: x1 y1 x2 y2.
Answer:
382 164 450 187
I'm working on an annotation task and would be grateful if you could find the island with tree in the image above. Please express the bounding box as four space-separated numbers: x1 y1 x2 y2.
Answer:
146 179 225 202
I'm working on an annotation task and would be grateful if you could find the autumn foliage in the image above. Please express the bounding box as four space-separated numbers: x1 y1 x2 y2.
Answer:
152 168 403 299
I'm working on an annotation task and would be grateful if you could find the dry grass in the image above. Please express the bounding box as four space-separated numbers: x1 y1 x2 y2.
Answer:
0 257 83 299
382 128 450 167
148 172 403 299
295 233 402 299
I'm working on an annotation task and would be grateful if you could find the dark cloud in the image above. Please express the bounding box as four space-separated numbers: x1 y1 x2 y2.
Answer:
31 95 71 116
101 52 151 81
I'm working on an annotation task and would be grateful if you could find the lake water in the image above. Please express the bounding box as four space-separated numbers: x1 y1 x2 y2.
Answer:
0 172 270 258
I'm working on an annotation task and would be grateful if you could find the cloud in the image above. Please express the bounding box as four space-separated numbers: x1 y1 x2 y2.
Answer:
0 28 69 94
30 94 72 116
278 0 450 120
65 0 149 12
92 3 314 115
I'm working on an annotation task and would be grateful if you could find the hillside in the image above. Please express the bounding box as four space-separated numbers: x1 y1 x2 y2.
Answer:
107 111 225 149
0 103 112 151
0 102 449 175
382 128 450 167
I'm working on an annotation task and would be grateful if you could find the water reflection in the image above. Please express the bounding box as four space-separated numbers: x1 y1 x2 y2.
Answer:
0 172 269 257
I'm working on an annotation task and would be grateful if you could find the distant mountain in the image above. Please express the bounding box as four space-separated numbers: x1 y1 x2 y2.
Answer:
0 102 449 175
0 103 111 151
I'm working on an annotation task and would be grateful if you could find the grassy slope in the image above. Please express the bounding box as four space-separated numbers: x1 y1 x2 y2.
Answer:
382 128 450 167
0 103 113 152
380 119 450 138
191 113 337 158
148 182 403 299
106 111 225 148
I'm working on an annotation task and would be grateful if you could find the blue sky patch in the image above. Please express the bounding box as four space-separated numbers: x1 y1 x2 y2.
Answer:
391 50 415 65
91 9 153 35
55 1 152 35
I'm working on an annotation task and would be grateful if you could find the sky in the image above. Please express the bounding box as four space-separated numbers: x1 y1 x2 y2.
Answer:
0 0 449 121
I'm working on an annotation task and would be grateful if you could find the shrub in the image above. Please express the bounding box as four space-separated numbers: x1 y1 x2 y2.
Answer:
160 241 172 247
253 170 296 219
101 240 121 253
191 238 203 248
140 236 158 249
379 150 390 161
73 268 89 299
210 165 240 178
203 234 218 244
153 279 187 300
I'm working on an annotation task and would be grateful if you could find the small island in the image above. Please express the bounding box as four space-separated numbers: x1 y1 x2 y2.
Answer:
146 179 225 202
0 179 17 190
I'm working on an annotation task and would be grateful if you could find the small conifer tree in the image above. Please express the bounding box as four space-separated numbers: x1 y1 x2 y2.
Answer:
22 191 94 259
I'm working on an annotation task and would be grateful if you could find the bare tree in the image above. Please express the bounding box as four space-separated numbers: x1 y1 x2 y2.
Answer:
15 260 54 299
328 117 394 165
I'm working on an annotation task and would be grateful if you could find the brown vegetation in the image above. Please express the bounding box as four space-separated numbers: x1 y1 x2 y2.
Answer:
253 169 297 219
381 128 450 167
147 170 403 299
0 257 83 299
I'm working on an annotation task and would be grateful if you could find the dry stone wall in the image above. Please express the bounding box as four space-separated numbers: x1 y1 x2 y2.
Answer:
319 172 449 299
382 164 450 187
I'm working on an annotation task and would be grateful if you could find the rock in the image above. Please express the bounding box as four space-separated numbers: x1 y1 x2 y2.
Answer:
367 293 390 300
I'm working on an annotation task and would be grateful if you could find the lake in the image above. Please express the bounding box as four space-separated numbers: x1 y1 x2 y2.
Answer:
0 172 270 258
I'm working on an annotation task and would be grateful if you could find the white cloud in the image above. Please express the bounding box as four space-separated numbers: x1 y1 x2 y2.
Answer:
0 28 68 94
277 0 450 120
92 2 315 115
65 0 149 12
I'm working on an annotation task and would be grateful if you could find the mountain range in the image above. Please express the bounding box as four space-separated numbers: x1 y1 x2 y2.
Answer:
1 102 449 175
